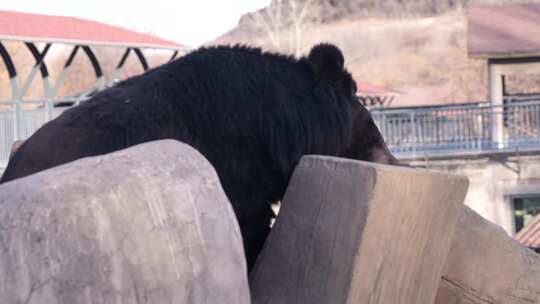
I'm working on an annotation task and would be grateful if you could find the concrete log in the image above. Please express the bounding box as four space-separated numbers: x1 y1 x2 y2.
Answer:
0 140 250 304
435 206 540 304
250 156 469 304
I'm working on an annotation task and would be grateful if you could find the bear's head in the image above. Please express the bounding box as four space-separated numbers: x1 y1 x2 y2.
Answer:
308 43 399 166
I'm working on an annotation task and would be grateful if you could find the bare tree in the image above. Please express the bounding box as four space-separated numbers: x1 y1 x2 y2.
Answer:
250 0 320 57
254 0 283 52
289 0 318 56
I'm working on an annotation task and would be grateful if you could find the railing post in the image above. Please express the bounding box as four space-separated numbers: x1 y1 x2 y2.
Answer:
494 104 505 149
410 111 416 155
9 78 23 141
43 74 53 121
489 62 505 149
14 101 22 141
476 107 483 150
380 108 387 142
45 98 53 121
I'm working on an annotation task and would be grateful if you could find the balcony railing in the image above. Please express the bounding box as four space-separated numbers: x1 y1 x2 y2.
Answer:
0 102 67 164
371 98 540 158
1 98 540 166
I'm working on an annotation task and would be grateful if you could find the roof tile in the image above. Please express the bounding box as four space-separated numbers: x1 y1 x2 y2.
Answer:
468 3 540 58
0 10 188 50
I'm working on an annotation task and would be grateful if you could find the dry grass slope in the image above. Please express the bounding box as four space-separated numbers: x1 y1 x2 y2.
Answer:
214 0 540 106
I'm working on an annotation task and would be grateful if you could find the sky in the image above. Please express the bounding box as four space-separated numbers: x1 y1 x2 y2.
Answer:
1 0 271 47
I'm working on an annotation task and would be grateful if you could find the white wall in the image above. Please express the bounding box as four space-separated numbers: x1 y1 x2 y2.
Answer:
409 154 540 237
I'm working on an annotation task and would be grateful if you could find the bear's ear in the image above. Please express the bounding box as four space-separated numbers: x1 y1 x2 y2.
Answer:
308 43 345 85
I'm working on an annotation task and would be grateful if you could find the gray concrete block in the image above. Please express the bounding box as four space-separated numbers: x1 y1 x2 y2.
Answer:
0 140 250 304
250 156 468 304
436 206 540 304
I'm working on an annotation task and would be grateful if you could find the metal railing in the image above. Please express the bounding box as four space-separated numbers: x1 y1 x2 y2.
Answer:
0 94 90 166
371 98 540 158
1 98 540 166
0 105 65 164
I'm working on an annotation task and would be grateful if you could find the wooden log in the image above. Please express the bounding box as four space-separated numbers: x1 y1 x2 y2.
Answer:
250 156 469 304
435 206 540 304
0 140 250 304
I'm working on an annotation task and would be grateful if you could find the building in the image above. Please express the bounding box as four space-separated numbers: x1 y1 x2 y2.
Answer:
373 3 540 237
0 10 189 166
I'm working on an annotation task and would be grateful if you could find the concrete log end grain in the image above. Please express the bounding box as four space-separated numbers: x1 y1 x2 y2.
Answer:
0 139 250 304
250 155 469 304
436 206 540 304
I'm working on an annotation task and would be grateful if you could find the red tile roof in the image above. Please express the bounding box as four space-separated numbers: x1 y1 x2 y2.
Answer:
516 214 540 248
0 10 188 50
468 3 540 58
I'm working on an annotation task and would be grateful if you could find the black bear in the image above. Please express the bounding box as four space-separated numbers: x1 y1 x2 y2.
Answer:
0 44 397 269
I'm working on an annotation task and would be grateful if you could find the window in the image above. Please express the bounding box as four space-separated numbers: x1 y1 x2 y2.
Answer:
513 196 540 233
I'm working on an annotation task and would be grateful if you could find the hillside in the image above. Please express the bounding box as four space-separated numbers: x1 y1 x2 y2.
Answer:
212 0 540 107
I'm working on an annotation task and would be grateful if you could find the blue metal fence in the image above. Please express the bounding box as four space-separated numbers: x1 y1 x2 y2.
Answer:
0 107 65 165
1 98 540 166
371 98 540 158
0 110 15 164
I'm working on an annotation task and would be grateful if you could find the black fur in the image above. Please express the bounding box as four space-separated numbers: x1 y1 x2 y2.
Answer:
0 44 397 270
308 43 345 85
